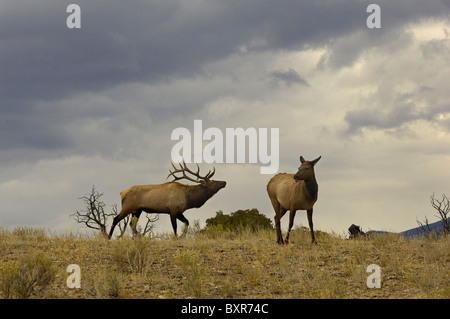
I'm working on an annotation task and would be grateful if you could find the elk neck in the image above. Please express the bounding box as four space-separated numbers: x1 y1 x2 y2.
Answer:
303 177 318 200
185 185 213 209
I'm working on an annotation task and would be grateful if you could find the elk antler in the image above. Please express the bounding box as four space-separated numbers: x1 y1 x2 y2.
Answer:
205 167 215 180
167 161 215 184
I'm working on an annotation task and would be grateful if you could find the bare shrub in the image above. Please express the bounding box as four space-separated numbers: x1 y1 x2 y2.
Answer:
12 227 47 241
72 186 116 237
11 252 56 299
417 193 450 238
112 237 153 274
0 260 18 298
176 250 203 298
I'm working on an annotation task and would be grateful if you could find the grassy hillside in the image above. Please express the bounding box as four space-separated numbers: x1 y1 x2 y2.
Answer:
0 226 449 299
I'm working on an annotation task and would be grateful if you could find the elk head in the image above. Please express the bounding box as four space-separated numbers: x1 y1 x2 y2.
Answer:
293 156 321 181
167 161 226 196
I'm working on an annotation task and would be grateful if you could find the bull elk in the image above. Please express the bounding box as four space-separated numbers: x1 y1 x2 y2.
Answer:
108 162 226 239
267 156 321 244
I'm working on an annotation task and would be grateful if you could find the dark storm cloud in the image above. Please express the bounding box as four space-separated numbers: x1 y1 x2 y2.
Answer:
0 0 366 102
0 0 397 102
1 0 449 154
269 68 309 87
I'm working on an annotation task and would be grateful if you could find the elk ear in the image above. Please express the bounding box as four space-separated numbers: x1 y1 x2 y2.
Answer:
311 156 321 166
300 156 305 163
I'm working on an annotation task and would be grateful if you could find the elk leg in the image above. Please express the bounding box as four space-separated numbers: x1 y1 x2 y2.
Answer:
270 198 283 244
307 209 317 244
275 207 287 245
108 208 132 239
170 213 178 238
130 209 143 235
275 214 282 244
177 213 190 238
285 210 296 244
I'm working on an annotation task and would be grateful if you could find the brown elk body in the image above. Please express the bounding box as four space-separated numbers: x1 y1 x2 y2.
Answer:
267 156 321 244
108 163 226 239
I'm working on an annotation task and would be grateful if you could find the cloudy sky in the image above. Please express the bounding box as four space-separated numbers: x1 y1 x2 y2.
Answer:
1 0 450 237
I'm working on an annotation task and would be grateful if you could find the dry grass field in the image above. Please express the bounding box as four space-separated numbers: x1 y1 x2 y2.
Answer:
0 226 449 299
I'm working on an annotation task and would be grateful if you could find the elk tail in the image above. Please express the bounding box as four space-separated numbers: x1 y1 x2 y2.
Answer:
120 187 133 203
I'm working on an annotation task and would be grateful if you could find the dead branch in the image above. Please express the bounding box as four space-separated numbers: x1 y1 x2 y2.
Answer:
135 213 159 238
417 193 450 238
72 186 115 237
430 193 450 235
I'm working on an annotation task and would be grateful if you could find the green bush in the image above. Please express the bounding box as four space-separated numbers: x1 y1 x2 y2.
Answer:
204 209 273 233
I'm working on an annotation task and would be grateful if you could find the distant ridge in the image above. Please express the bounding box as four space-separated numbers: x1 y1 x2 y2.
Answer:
399 217 449 238
366 218 449 238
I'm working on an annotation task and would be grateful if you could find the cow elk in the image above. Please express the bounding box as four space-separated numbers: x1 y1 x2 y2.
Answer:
267 156 321 244
108 162 226 239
